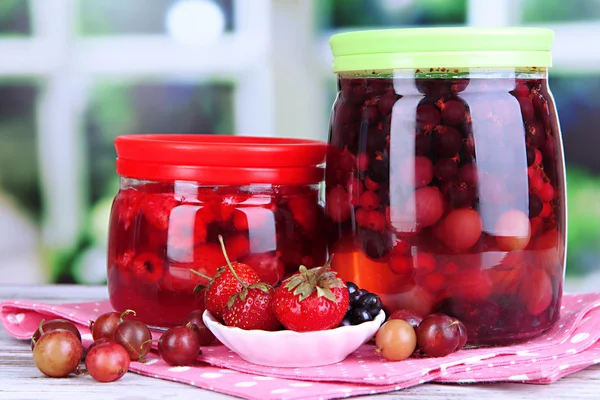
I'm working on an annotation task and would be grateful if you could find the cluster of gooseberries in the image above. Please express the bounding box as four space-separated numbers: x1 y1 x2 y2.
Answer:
31 308 216 382
375 309 467 361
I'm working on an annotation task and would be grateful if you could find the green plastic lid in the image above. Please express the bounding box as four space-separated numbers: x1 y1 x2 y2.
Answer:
329 27 555 72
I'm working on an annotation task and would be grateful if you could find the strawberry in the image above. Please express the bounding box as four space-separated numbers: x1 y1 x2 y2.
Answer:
141 193 179 230
192 243 227 278
287 196 318 233
130 252 164 284
167 205 208 261
273 260 349 332
222 282 280 331
241 252 285 286
117 189 142 230
192 236 260 320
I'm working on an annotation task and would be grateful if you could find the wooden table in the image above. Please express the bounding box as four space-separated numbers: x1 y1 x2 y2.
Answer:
1 285 599 399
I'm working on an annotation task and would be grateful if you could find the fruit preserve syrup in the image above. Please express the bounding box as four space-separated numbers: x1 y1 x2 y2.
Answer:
325 69 566 345
107 180 326 326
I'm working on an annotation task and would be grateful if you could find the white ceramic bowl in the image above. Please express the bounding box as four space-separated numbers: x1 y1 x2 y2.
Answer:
202 310 385 368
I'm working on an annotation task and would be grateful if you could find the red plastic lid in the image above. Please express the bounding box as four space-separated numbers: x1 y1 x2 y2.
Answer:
115 134 327 185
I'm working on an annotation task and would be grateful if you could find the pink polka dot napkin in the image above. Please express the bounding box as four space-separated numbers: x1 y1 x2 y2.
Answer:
2 293 600 400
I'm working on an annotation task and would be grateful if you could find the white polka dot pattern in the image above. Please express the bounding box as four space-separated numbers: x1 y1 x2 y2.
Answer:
1 293 600 399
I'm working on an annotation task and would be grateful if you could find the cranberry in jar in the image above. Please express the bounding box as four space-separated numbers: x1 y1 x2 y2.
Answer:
326 28 565 345
108 134 327 326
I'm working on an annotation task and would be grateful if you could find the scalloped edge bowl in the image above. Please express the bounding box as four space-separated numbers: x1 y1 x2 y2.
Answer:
203 310 385 368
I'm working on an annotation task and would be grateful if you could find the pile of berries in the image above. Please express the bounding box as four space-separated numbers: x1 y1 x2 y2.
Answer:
199 236 350 333
107 183 327 326
341 282 383 326
31 307 217 382
375 309 467 361
325 74 564 344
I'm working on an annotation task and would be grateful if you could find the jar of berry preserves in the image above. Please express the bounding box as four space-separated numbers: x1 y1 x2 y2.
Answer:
325 28 565 345
108 134 327 326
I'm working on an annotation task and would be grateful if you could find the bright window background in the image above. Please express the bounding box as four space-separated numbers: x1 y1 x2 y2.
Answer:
0 0 599 290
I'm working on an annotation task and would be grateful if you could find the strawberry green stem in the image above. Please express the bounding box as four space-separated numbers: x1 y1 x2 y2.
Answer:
311 256 334 285
189 269 213 280
218 235 247 289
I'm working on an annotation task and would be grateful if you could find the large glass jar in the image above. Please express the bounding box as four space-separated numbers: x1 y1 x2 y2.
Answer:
325 28 566 345
108 134 327 326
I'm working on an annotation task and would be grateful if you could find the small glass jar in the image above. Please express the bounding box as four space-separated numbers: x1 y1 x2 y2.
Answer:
107 134 327 326
325 28 566 345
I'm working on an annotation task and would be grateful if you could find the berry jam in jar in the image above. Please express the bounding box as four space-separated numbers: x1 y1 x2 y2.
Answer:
326 28 566 345
108 135 327 326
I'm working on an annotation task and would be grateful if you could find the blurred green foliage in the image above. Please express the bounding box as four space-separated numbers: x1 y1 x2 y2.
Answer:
0 0 29 35
320 0 466 29
522 0 600 22
0 82 41 219
566 167 600 275
77 0 234 35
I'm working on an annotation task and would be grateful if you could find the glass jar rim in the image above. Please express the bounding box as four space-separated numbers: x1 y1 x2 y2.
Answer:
115 134 326 185
330 27 554 72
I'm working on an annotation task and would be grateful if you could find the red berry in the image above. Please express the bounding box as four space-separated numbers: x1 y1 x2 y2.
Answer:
438 209 482 252
217 195 244 222
223 282 281 331
434 158 459 182
356 153 370 172
400 156 433 188
388 254 413 275
338 149 356 171
513 82 530 97
167 206 208 259
225 234 250 261
33 329 83 378
433 126 462 157
347 177 364 206
359 191 380 210
158 323 201 366
183 310 216 346
414 252 436 275
141 194 179 230
409 186 444 228
363 210 386 231
439 99 466 126
388 309 423 329
378 90 397 116
192 243 227 280
416 104 441 131
32 320 82 350
416 314 466 357
538 183 555 202
113 319 152 362
519 268 552 315
130 252 164 284
458 164 478 186
241 252 285 286
449 270 492 301
364 176 381 191
494 209 531 251
419 272 445 293
326 186 352 223
117 189 142 230
518 97 534 121
540 202 552 218
273 261 349 332
201 237 261 320
232 210 249 230
85 341 130 382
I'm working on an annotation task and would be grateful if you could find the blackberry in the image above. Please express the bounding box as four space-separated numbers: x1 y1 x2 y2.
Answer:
340 282 382 326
